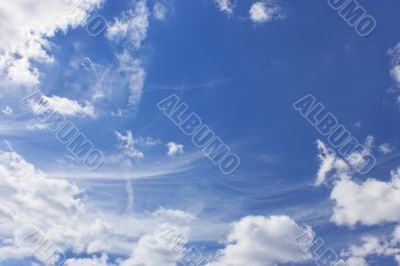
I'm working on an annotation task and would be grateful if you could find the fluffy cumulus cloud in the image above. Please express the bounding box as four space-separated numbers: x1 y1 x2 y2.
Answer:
214 0 235 14
166 141 184 157
249 1 282 24
313 140 400 264
0 148 205 265
314 140 400 227
0 150 112 263
212 215 314 266
0 0 102 88
120 225 189 266
331 169 400 226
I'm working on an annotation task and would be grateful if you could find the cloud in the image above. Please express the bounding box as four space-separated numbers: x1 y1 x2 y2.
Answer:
153 2 168 21
0 0 102 88
33 95 96 118
166 142 184 157
389 43 400 85
106 0 149 49
106 0 149 115
64 253 113 266
314 137 374 186
341 231 400 266
115 130 145 159
119 225 190 266
1 106 12 116
315 140 350 186
331 169 400 226
0 150 114 263
116 51 146 112
249 1 282 24
0 148 207 264
214 0 235 14
150 207 196 222
114 130 160 161
314 140 400 226
212 215 313 266
379 143 394 155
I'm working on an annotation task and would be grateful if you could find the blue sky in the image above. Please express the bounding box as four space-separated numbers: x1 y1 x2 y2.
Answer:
1 0 400 265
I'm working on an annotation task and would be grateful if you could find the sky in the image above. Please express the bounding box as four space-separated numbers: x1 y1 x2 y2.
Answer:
1 0 400 265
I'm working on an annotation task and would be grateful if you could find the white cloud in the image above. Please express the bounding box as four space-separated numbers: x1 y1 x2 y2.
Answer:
25 92 96 118
212 215 313 266
27 122 49 131
249 1 282 24
314 136 374 186
65 253 113 266
0 148 207 264
106 0 149 115
120 225 190 266
42 95 96 118
150 207 196 222
115 130 159 161
0 150 115 263
166 142 184 157
314 140 400 226
389 43 400 85
330 169 400 226
153 2 168 21
1 106 12 116
315 140 350 186
116 51 146 112
0 0 102 88
379 143 394 155
115 130 145 159
341 232 400 266
106 0 149 49
391 65 400 84
214 0 235 14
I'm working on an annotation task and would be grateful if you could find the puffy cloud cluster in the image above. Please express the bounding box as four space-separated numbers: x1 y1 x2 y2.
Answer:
212 215 314 266
249 1 282 24
314 140 400 264
0 150 112 262
331 170 400 226
0 0 102 88
166 142 184 157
